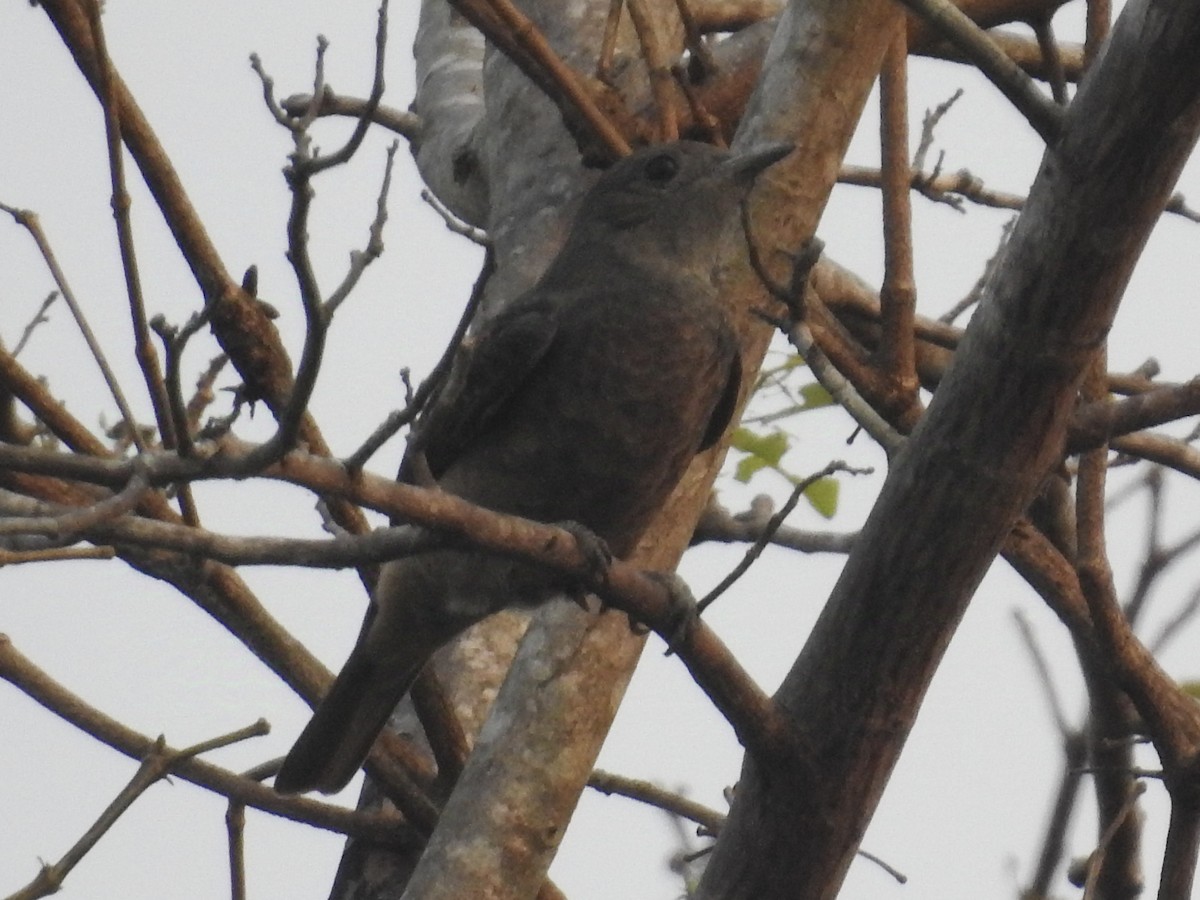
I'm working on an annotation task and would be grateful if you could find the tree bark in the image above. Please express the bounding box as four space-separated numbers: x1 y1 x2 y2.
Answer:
697 2 1200 897
379 0 900 897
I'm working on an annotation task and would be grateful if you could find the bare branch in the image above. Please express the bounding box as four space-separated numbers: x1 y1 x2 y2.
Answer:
448 0 633 157
894 0 1064 142
279 90 422 139
5 721 269 900
697 461 870 613
345 250 494 471
0 635 416 847
877 29 919 409
10 292 59 358
626 0 680 140
420 189 490 246
325 140 401 316
691 494 857 554
0 204 145 451
83 2 179 465
225 800 247 900
588 769 725 832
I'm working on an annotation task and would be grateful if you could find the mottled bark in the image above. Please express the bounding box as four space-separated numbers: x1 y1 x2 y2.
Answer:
698 2 1200 897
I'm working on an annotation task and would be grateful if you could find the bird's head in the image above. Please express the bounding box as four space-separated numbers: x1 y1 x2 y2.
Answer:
565 140 792 271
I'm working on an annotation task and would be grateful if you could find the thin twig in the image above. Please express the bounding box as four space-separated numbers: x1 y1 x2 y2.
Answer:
1031 17 1068 105
185 353 230 433
1024 732 1087 899
672 0 716 79
741 214 909 448
691 494 857 554
1109 432 1200 483
0 635 419 847
11 292 59 358
0 468 151 542
84 2 180 466
894 0 1064 142
671 64 725 145
625 0 679 140
5 721 269 900
785 318 905 454
697 462 869 613
1081 783 1148 900
150 265 240 460
841 162 1199 223
596 0 623 83
226 801 247 900
588 769 725 832
939 218 1015 323
1148 582 1200 655
0 204 146 451
345 249 494 471
325 140 401 315
854 849 908 885
421 188 489 245
1012 608 1072 736
0 545 115 565
911 88 962 172
241 3 391 473
279 89 421 140
306 0 390 176
465 0 631 156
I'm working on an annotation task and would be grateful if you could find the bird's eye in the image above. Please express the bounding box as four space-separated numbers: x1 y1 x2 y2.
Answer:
643 153 679 184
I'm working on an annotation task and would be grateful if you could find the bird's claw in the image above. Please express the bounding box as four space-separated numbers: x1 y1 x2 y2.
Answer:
555 521 613 582
791 236 825 286
553 521 613 609
781 236 825 319
632 571 699 657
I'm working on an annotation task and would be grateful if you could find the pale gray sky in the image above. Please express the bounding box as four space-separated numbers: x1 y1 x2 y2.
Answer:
2 3 1198 898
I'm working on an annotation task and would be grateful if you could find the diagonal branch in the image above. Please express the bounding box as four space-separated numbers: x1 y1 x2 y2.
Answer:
0 636 416 849
448 0 633 157
893 0 1064 141
33 0 370 540
702 1 1200 895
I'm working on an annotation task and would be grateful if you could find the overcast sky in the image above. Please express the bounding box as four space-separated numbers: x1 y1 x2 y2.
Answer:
2 2 1200 898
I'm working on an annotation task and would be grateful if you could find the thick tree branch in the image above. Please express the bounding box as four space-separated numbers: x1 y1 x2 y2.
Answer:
701 2 1200 896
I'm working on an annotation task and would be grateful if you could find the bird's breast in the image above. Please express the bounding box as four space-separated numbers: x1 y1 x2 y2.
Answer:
445 284 735 553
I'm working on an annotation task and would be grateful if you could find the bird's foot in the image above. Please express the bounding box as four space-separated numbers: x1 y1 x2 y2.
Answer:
630 571 698 657
779 237 825 319
553 521 613 610
790 236 825 289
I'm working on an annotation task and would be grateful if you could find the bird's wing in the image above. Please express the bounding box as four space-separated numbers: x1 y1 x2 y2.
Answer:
699 333 743 452
406 296 559 480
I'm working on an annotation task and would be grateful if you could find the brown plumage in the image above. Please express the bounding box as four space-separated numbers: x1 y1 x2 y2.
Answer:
275 140 791 794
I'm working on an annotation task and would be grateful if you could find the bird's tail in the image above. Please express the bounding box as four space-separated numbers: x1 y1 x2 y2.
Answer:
274 648 426 795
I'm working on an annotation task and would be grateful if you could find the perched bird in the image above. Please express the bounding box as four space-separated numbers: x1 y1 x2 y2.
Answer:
275 140 791 794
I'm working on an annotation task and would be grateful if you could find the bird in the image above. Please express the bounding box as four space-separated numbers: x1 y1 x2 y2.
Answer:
275 139 792 794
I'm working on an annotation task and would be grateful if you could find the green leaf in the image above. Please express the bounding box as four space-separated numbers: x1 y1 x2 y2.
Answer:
734 455 769 484
1180 681 1200 701
802 476 839 518
776 353 806 372
757 354 806 382
799 383 834 410
730 427 790 467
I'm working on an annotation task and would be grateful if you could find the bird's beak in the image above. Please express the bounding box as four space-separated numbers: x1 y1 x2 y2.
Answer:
723 141 794 181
